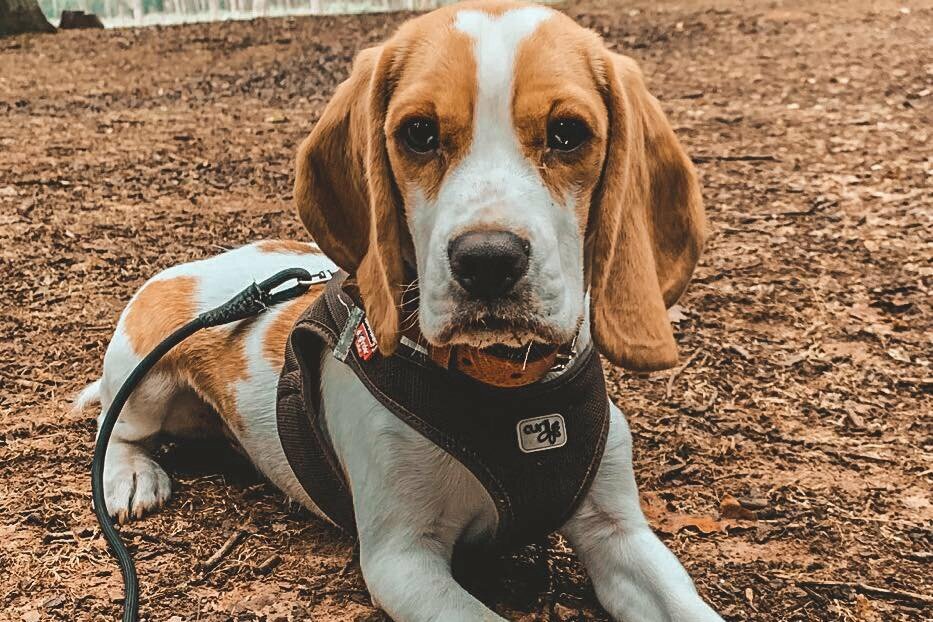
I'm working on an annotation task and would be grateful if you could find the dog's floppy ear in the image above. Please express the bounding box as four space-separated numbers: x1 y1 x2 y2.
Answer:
294 44 405 356
587 52 705 372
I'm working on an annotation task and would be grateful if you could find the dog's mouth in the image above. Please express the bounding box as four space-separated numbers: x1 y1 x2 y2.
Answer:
435 297 565 350
408 275 577 350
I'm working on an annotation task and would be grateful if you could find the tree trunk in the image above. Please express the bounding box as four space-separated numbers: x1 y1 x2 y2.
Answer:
0 0 56 36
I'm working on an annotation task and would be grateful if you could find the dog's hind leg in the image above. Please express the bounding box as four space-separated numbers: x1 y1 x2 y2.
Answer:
90 329 188 523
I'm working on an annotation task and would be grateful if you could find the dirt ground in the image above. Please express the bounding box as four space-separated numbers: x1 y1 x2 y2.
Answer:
1 0 931 620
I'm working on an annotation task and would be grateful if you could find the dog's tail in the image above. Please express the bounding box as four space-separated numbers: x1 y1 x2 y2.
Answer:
73 379 102 412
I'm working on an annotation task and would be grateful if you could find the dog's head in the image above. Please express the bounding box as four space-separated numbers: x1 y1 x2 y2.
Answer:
295 0 704 372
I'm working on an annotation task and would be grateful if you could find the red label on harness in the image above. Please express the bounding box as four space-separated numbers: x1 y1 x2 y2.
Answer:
354 319 378 361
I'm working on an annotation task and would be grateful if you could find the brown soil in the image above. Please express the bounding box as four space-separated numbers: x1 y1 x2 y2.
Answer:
1 1 930 621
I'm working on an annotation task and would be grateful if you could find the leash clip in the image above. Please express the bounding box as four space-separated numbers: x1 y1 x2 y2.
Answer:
198 267 315 328
296 268 338 289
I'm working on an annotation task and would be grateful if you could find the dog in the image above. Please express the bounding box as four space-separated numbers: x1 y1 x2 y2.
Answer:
77 2 722 620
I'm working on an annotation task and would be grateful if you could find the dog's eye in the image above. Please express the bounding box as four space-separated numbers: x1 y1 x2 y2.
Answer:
402 118 439 154
547 118 590 152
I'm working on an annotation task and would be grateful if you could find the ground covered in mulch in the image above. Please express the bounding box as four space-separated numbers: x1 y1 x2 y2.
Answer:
1 0 930 620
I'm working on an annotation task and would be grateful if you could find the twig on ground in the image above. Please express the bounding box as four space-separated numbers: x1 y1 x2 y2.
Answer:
42 530 76 543
117 526 191 549
255 553 281 575
314 586 369 599
339 544 360 578
692 154 780 163
665 349 702 400
711 471 751 482
905 550 933 562
200 524 250 572
786 577 932 608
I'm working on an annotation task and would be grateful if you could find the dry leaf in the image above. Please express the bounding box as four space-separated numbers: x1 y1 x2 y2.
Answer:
847 303 894 335
668 304 689 324
848 303 881 323
720 494 759 520
642 492 752 535
821 341 869 364
844 404 867 429
553 603 576 621
901 493 930 511
855 594 882 622
727 343 751 359
887 348 911 363
778 351 809 367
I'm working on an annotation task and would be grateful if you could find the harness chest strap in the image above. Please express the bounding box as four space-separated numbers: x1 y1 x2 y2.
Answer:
276 272 611 544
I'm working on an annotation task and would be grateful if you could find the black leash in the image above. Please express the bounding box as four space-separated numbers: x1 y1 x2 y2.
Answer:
91 268 316 622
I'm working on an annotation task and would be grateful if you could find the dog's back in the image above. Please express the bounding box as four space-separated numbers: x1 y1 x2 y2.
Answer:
79 240 335 521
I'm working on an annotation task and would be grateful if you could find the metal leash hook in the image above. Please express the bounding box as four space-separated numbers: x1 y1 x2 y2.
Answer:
91 268 315 622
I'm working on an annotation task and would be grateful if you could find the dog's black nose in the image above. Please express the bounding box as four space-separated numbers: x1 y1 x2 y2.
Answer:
448 230 530 299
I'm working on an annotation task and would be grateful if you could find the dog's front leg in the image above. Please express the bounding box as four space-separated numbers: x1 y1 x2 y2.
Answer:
562 404 724 622
323 357 507 622
347 447 508 622
358 535 505 622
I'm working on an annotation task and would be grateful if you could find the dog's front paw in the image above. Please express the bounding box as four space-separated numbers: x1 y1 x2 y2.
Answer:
609 588 725 622
669 600 725 622
619 606 724 622
103 446 172 523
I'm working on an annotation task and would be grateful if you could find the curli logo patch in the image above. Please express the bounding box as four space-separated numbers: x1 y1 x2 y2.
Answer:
516 414 567 453
353 318 378 361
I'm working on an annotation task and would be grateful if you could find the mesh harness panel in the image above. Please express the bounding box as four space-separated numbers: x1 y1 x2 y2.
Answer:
277 272 610 545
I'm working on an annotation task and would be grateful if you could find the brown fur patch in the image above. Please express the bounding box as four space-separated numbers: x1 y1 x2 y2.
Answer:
176 322 252 432
586 51 705 372
125 276 199 356
451 0 538 17
124 275 252 432
262 287 325 368
255 240 321 255
294 42 403 356
513 16 608 234
294 43 378 273
385 27 477 205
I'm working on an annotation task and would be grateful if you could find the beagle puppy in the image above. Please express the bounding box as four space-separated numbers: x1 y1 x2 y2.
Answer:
79 2 722 620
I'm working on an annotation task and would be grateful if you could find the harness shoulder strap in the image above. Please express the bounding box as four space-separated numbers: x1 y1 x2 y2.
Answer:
276 274 357 532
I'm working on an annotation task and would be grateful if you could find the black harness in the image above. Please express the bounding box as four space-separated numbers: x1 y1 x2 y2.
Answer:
276 272 610 545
